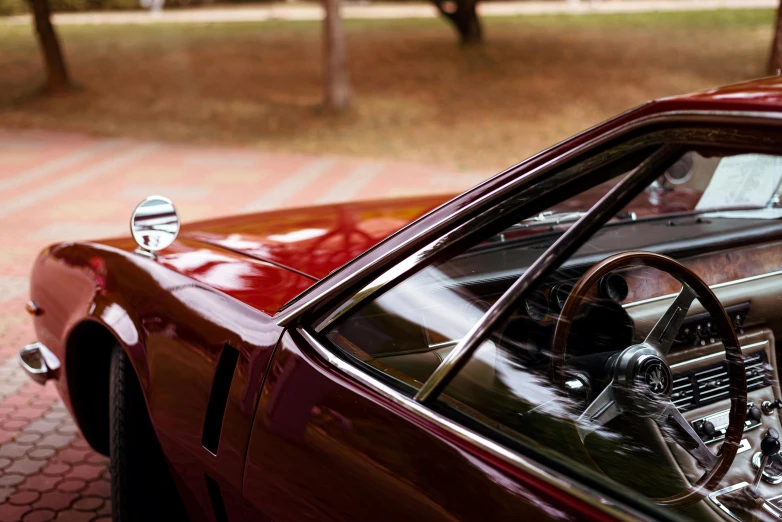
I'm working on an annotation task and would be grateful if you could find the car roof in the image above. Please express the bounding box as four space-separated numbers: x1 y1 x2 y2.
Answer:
646 76 782 115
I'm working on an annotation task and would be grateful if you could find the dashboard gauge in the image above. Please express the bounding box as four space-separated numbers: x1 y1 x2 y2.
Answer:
551 283 573 311
598 273 629 303
524 290 549 321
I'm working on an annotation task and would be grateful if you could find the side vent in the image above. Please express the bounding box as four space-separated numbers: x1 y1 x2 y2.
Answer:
205 474 229 522
202 344 240 454
673 351 769 411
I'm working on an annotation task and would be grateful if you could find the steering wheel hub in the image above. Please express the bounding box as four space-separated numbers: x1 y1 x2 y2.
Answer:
637 355 673 397
611 346 674 414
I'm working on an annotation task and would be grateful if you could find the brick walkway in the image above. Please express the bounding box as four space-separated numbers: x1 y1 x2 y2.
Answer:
0 128 487 521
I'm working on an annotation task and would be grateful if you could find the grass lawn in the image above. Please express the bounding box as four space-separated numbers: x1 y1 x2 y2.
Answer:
0 10 776 170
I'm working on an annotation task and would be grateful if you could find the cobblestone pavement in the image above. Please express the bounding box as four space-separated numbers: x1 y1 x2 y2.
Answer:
0 128 488 521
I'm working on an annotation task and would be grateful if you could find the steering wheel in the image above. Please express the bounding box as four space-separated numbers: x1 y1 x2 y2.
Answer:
551 251 747 507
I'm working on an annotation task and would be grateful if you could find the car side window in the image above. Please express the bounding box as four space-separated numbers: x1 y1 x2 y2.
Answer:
327 259 498 386
324 145 650 387
324 147 782 522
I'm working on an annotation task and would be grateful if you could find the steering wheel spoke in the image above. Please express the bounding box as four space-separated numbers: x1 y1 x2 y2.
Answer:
655 402 718 470
644 283 697 356
576 383 622 442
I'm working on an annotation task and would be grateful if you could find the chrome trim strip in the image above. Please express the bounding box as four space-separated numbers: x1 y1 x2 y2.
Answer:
669 340 769 369
624 270 782 309
298 327 659 522
316 241 434 331
276 110 782 327
428 340 460 351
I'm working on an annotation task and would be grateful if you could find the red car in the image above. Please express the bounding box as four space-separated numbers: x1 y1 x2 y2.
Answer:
19 77 782 522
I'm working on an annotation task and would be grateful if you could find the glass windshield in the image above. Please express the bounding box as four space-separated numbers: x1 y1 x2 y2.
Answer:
547 151 782 220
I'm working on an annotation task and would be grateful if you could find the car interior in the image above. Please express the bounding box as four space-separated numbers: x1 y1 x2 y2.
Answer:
325 148 782 521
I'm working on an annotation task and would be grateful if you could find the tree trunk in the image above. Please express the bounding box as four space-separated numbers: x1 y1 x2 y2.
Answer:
770 0 782 75
323 0 351 111
453 2 482 45
28 0 70 93
434 0 483 46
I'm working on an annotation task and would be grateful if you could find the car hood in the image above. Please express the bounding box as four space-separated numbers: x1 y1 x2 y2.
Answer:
176 195 451 280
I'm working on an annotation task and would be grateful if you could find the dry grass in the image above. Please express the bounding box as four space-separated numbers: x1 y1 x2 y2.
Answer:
0 10 775 170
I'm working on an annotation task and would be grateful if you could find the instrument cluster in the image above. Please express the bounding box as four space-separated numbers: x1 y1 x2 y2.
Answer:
498 271 636 362
518 271 631 324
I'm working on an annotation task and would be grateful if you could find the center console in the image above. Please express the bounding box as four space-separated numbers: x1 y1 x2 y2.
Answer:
664 328 782 521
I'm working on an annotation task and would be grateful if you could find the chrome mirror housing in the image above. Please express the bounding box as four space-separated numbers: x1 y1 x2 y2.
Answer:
130 195 180 258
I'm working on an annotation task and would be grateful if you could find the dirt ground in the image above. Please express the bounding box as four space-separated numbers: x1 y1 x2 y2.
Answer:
0 10 775 170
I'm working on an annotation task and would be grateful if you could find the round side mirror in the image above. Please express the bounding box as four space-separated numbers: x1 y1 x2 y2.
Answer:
130 196 180 255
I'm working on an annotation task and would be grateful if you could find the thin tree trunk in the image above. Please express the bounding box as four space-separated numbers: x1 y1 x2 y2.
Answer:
455 4 482 46
433 0 483 46
28 0 70 92
323 0 350 111
770 0 782 75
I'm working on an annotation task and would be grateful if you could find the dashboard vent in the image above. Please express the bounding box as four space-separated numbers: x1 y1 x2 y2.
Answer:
673 351 768 411
671 375 695 409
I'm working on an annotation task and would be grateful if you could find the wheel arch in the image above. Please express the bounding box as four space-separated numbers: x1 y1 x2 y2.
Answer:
65 320 118 456
64 297 148 457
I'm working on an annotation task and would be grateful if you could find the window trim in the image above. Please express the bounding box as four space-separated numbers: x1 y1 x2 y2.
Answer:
312 122 782 338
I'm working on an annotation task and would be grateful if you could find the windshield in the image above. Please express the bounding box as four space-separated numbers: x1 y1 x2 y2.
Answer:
544 151 782 221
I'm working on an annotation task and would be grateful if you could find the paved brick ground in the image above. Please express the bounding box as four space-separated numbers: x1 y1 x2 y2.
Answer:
0 128 488 521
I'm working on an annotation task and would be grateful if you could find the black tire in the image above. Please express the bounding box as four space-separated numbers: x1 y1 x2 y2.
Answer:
109 346 189 522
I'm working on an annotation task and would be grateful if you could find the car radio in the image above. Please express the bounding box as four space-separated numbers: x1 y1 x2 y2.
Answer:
692 403 763 443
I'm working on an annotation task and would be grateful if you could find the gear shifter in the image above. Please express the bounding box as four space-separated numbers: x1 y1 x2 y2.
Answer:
749 429 781 495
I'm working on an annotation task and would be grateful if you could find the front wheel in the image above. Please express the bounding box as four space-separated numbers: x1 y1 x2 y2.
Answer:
109 345 188 522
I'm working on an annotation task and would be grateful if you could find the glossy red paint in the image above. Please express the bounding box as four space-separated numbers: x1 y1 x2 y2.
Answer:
29 241 287 521
649 75 782 115
25 77 782 522
177 195 451 280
